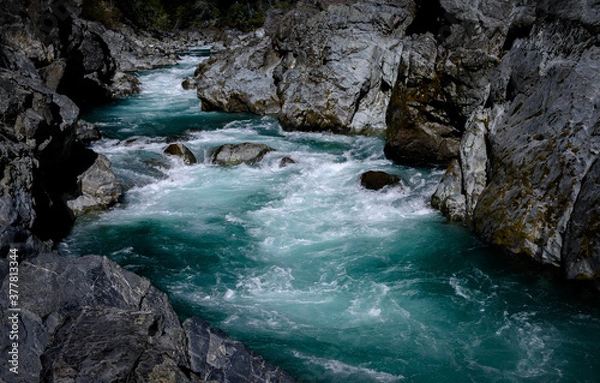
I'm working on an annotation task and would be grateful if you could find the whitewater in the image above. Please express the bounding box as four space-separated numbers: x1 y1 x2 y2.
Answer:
60 51 600 382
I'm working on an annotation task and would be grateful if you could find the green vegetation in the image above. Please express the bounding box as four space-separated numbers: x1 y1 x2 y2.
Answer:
82 0 296 31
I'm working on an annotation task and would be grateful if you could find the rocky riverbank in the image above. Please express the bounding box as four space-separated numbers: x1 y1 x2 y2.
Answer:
0 0 295 381
189 0 600 284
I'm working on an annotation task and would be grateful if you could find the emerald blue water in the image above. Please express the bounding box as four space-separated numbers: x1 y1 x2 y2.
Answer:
61 52 600 382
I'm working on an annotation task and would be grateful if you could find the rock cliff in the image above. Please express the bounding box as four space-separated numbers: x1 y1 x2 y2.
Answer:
431 0 600 282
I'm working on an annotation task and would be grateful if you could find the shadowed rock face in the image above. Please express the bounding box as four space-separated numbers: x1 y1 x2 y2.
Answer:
384 0 517 165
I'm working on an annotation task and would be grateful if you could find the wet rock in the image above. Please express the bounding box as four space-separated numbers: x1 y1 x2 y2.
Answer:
360 171 401 191
183 317 296 383
66 154 122 215
182 76 198 90
211 143 274 167
279 156 296 168
164 143 197 165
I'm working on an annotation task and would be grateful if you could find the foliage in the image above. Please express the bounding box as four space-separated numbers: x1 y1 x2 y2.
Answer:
82 0 123 28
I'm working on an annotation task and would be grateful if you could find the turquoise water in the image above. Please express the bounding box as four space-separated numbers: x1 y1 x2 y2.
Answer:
61 53 600 382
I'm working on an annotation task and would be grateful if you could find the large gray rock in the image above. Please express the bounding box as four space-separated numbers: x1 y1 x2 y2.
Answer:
164 143 198 165
0 253 186 383
211 143 275 167
66 154 122 216
196 29 282 115
193 0 412 134
184 317 295 383
0 253 295 383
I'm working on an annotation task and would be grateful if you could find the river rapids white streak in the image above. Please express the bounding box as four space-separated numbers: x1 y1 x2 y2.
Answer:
60 52 600 383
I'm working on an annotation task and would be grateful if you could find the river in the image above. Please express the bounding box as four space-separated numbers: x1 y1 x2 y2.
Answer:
59 51 600 383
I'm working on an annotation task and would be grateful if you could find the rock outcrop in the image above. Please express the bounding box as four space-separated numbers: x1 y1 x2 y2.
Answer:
0 253 295 383
192 0 413 134
430 1 600 281
211 143 275 167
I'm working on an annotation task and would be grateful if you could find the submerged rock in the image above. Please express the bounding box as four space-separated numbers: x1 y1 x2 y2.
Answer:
360 171 401 191
279 156 296 168
164 143 198 165
211 143 275 167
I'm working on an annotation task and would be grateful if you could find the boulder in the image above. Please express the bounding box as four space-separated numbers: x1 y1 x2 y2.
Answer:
67 154 122 215
360 171 401 190
211 143 274 167
0 252 295 383
279 156 296 168
184 317 295 383
164 143 197 165
193 1 412 134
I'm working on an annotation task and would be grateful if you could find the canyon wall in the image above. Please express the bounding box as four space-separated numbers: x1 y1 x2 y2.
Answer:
191 0 600 283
